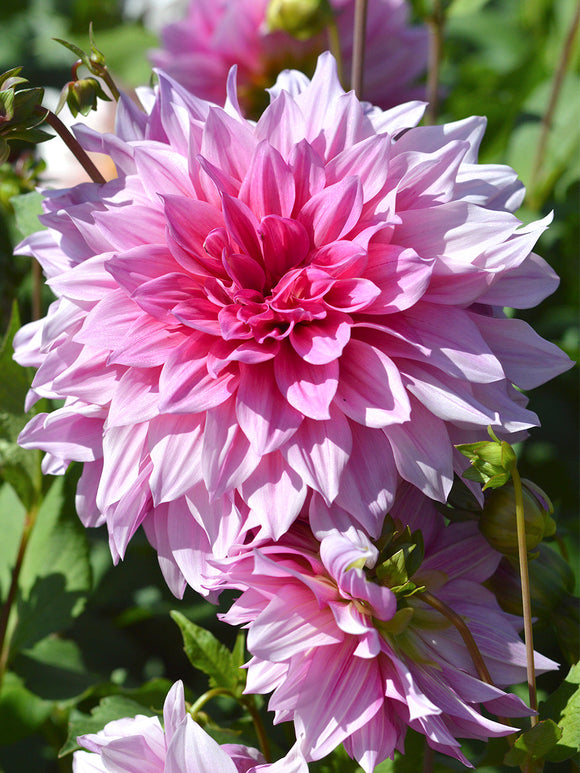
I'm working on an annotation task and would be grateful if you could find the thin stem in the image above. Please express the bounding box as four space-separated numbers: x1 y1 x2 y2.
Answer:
189 687 234 717
0 504 39 689
241 697 272 763
32 261 42 320
421 590 493 685
511 465 538 725
425 0 445 125
99 68 121 102
34 106 106 184
351 0 369 98
423 742 434 773
530 0 580 195
327 18 344 88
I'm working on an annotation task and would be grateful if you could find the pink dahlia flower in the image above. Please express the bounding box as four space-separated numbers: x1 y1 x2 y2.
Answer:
14 54 571 594
73 680 264 773
150 0 428 112
216 485 557 771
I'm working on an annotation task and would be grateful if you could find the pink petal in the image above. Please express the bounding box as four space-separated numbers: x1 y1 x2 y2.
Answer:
239 141 296 219
289 311 351 365
274 341 338 420
299 176 363 247
148 413 204 504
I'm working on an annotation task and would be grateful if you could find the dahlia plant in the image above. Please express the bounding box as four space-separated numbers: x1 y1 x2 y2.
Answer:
214 486 557 770
150 0 428 113
13 52 571 595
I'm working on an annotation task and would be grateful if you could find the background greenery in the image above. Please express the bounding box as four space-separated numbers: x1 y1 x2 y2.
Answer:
0 0 578 770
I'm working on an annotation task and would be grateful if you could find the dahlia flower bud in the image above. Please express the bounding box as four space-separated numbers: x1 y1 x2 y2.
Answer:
55 77 111 118
479 479 556 555
266 0 334 39
489 542 574 619
0 67 50 163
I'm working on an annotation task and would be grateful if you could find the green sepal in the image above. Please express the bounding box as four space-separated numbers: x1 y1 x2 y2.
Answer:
456 426 517 490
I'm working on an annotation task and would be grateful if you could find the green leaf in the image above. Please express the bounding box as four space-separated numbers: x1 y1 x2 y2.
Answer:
0 482 26 602
11 191 46 239
60 694 157 756
171 610 246 695
504 719 563 766
0 302 40 508
540 662 580 762
0 671 52 746
8 469 92 656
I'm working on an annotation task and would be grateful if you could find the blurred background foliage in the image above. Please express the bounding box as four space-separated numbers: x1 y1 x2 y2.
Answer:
0 0 578 770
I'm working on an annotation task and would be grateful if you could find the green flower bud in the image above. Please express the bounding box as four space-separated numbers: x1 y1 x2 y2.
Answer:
0 68 51 153
488 543 574 619
478 478 554 555
266 0 334 39
56 78 111 118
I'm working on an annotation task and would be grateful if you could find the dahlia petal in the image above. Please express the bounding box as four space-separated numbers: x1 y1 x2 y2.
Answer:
148 413 204 504
364 243 432 313
76 460 105 528
130 272 198 323
203 398 261 497
325 134 391 202
165 715 238 773
220 192 263 262
93 204 167 250
274 341 338 420
105 245 180 296
106 462 153 560
74 289 141 351
344 714 398 773
259 215 311 283
159 340 238 413
162 194 226 275
18 404 104 464
392 116 486 163
97 422 148 510
289 310 351 365
292 51 345 141
283 405 352 504
236 361 303 455
160 499 216 597
324 277 381 312
256 89 306 161
480 251 560 308
108 315 186 368
299 176 363 246
392 140 469 209
201 106 256 184
336 339 410 428
335 423 397 536
48 253 117 304
384 398 453 502
248 588 343 662
289 138 326 212
107 367 161 427
240 453 306 539
185 483 244 559
239 141 296 219
469 314 572 389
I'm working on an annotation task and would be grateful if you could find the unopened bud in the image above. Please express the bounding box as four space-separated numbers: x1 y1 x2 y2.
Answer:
56 78 111 118
266 0 334 39
479 478 554 555
489 543 574 619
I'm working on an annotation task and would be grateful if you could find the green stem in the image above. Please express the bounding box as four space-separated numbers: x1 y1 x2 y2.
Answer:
351 0 369 98
327 18 344 89
529 0 580 200
0 503 39 690
425 0 445 125
34 106 106 184
98 68 121 102
32 260 42 320
188 688 271 763
241 697 272 763
188 687 234 717
511 465 538 725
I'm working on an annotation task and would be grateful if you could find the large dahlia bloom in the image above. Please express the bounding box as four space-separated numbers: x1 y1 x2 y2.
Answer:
14 54 570 594
216 486 557 771
150 0 428 112
73 681 264 773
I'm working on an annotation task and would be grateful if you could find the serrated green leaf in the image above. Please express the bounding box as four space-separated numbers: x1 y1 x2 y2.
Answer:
171 611 246 695
0 670 52 746
8 469 92 656
60 694 157 756
504 719 563 766
11 191 46 239
540 662 580 762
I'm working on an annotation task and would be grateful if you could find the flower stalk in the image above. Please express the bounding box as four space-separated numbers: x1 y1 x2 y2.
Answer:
351 0 368 97
511 465 538 725
34 106 106 184
425 0 445 125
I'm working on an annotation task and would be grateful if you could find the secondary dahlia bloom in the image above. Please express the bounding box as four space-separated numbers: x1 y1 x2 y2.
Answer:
217 486 557 771
73 681 264 773
150 0 428 113
14 54 571 594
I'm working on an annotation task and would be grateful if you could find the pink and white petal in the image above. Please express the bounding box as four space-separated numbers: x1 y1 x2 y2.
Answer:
236 361 303 455
274 342 338 420
96 422 148 510
283 405 352 504
364 243 433 314
289 311 351 365
107 367 161 427
335 339 410 428
384 398 453 502
203 397 261 498
148 413 205 504
469 313 573 390
298 176 363 246
240 453 307 540
478 252 560 309
239 141 295 219
166 715 238 773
